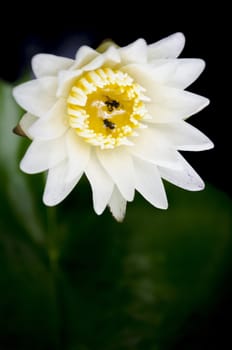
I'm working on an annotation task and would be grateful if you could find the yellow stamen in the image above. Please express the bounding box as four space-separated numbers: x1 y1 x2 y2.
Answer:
67 67 149 149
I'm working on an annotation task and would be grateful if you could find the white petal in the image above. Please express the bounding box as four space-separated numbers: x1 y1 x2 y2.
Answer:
85 151 114 215
159 153 205 191
146 104 184 123
57 69 83 98
148 59 205 89
108 186 127 222
153 121 214 151
148 32 185 60
122 63 158 93
123 64 209 120
82 46 121 71
97 148 135 201
13 77 57 117
43 160 82 206
73 45 99 69
19 113 38 138
133 157 168 209
129 128 181 169
65 129 90 182
119 38 147 64
20 136 66 174
162 59 205 89
32 54 74 78
146 85 209 120
28 98 68 140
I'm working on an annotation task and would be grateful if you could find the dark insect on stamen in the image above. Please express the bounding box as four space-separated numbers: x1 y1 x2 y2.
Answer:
103 119 116 130
105 98 120 112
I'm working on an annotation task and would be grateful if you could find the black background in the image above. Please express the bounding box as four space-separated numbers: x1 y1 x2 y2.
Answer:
0 2 231 348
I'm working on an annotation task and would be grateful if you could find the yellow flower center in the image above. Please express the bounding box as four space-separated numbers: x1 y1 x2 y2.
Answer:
67 68 150 149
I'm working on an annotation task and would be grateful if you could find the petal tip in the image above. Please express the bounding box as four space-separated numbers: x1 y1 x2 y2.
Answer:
174 32 185 40
110 210 125 222
155 197 168 210
116 216 125 223
209 140 214 149
172 32 186 47
204 97 210 107
31 54 41 69
12 85 21 101
192 177 205 191
42 189 63 207
198 181 205 191
20 158 33 174
161 201 169 210
205 140 214 150
198 58 206 71
42 195 56 207
94 206 105 216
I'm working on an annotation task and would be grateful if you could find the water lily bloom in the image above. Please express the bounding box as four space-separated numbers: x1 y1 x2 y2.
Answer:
13 32 213 221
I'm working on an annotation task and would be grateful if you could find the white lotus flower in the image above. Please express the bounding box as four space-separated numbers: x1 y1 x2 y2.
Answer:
13 32 213 221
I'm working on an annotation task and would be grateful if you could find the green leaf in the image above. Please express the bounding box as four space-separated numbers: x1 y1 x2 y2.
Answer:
0 79 232 349
0 80 45 243
54 183 232 350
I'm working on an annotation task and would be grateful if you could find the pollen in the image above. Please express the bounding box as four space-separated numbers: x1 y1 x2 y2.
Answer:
67 67 150 149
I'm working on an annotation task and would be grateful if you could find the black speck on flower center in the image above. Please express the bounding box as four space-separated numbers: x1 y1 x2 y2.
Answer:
104 97 120 112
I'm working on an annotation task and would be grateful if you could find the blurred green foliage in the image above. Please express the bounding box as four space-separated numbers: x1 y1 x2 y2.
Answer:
0 80 231 350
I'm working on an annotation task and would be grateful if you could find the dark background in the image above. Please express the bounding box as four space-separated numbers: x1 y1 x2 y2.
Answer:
0 2 231 349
